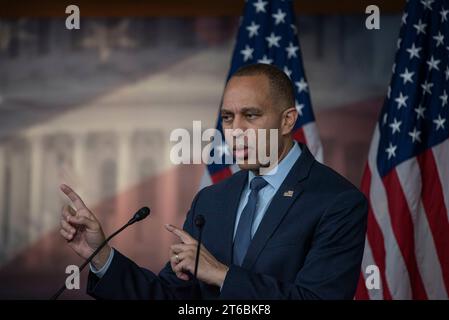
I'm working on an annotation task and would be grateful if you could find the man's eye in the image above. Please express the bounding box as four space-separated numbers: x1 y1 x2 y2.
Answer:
246 113 257 119
222 115 233 122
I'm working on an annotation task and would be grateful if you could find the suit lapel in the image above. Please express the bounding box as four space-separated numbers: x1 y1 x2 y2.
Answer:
218 170 248 266
242 144 315 269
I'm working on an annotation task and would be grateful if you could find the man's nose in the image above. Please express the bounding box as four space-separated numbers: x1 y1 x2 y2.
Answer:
231 116 247 133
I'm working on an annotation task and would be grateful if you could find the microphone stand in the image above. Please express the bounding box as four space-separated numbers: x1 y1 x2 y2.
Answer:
191 215 205 299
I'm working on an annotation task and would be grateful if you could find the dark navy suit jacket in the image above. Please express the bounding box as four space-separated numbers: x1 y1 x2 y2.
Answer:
87 144 368 299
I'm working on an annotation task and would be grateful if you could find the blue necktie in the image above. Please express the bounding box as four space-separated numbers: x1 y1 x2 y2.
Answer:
233 176 268 266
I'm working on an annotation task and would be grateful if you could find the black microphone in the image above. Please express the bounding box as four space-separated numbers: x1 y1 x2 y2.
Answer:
50 206 151 300
193 214 205 280
128 206 151 224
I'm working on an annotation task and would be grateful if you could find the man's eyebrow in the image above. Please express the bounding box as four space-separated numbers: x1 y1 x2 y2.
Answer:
220 106 263 114
240 106 263 113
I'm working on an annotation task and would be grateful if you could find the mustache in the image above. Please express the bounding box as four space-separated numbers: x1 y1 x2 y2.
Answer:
233 145 257 152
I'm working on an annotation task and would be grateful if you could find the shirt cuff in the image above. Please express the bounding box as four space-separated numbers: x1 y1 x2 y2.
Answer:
89 248 115 278
219 267 230 292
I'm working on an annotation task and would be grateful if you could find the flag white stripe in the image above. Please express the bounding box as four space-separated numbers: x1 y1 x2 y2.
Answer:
367 127 412 299
302 122 323 163
395 157 448 299
432 140 449 222
361 239 384 299
230 163 240 174
199 169 213 189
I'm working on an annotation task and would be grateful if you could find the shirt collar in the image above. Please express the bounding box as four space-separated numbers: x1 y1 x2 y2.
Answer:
248 141 302 190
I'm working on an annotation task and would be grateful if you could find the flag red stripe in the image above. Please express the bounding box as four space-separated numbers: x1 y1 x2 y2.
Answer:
360 165 392 300
366 209 394 299
210 167 233 184
417 149 449 293
355 271 370 300
382 169 428 299
292 127 306 145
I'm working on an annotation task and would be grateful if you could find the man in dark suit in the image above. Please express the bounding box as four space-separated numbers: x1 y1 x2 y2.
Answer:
59 63 368 299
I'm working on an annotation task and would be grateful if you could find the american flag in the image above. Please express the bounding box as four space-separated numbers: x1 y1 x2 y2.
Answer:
200 0 323 186
356 0 449 299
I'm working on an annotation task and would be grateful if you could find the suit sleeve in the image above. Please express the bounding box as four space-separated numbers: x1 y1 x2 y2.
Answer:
219 189 368 300
86 190 203 300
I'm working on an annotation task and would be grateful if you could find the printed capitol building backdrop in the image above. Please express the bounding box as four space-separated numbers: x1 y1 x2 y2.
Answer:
0 15 399 298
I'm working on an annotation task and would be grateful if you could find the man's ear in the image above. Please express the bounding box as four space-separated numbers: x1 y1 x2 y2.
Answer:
281 107 298 135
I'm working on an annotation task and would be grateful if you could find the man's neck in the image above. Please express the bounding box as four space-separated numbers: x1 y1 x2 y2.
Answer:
253 139 294 176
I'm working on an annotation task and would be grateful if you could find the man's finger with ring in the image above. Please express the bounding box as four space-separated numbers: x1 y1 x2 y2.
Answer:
171 252 186 264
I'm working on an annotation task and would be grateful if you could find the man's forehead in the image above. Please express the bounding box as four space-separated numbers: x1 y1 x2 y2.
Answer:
226 74 269 89
220 104 262 112
223 77 270 107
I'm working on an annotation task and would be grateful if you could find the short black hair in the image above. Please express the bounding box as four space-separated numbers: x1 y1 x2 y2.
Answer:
231 63 295 111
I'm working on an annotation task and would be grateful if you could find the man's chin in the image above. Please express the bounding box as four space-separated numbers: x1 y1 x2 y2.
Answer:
237 162 261 171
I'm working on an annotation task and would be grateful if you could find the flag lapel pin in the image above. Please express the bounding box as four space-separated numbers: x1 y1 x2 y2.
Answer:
283 190 294 197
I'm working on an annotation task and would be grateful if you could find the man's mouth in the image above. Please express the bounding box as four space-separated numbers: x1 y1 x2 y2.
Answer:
233 146 249 159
